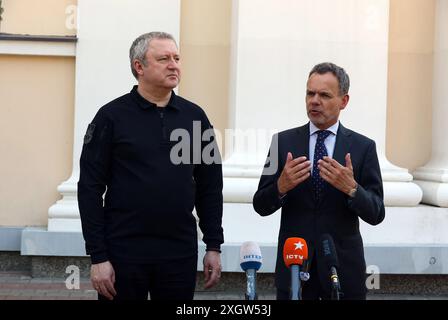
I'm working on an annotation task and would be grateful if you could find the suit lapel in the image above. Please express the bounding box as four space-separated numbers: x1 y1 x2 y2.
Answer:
333 123 352 166
290 123 313 195
291 123 310 160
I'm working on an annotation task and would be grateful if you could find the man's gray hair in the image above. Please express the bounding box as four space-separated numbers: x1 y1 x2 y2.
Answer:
129 31 177 79
309 62 350 96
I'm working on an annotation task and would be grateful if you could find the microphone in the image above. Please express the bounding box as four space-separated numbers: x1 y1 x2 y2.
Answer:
240 241 262 300
300 244 314 282
318 233 342 300
283 237 308 300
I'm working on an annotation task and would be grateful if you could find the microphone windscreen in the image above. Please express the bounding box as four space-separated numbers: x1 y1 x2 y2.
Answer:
318 233 339 268
283 237 308 267
240 241 262 271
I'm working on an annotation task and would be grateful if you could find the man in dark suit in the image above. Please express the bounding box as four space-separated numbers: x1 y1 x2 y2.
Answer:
253 62 385 300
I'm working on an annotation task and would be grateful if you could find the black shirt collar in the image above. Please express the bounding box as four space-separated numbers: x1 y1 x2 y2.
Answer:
130 85 180 111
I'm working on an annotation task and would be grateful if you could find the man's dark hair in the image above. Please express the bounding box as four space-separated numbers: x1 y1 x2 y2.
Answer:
309 62 350 96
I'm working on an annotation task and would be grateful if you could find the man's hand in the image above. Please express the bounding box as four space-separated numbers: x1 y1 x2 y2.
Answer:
91 261 117 300
318 153 357 195
203 251 222 289
277 152 312 195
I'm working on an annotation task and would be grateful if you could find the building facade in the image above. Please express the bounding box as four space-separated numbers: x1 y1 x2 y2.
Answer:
1 0 447 283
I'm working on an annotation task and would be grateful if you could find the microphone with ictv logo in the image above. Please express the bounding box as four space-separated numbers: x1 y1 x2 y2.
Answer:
240 241 262 300
283 237 308 300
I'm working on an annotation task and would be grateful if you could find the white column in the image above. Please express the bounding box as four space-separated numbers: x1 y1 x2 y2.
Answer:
48 0 181 231
413 0 448 207
223 0 422 207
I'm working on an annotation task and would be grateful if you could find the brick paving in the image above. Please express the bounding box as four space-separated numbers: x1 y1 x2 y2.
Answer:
1 271 447 300
0 272 97 300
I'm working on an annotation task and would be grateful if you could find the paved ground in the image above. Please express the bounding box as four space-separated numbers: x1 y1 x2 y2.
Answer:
0 271 447 300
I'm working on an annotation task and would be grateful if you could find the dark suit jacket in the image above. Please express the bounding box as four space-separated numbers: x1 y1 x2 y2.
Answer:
253 122 385 297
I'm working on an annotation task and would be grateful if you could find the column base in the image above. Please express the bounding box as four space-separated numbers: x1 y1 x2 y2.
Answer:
47 218 82 232
223 155 423 206
383 181 422 207
47 175 81 232
223 177 259 203
413 167 448 183
223 176 423 206
413 181 448 207
373 158 422 206
413 166 448 207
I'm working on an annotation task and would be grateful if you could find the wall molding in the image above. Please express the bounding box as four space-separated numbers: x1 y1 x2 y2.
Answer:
0 33 77 57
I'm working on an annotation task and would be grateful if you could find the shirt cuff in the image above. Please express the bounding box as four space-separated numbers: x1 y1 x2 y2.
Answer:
90 251 109 264
206 242 222 253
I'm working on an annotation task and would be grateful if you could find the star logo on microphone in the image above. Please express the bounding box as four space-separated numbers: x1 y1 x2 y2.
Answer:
283 237 308 267
294 241 304 250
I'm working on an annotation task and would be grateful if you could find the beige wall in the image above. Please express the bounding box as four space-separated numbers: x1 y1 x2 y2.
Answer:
178 0 436 170
0 55 75 226
179 0 231 157
1 0 77 35
387 0 435 171
0 0 438 228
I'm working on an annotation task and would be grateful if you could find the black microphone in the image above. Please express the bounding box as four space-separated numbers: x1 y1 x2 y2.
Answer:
319 233 342 300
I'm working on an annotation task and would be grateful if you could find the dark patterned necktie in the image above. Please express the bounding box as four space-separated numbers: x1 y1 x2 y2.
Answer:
312 130 331 201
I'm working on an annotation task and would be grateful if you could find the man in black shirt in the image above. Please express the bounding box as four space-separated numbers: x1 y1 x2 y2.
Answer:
78 32 224 300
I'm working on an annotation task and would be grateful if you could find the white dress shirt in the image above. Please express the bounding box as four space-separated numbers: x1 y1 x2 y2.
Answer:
309 121 339 174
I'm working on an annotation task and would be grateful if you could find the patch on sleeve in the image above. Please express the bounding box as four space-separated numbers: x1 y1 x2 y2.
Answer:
83 123 96 144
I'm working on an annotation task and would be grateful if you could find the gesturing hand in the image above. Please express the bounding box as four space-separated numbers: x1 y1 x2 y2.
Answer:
277 152 312 195
317 153 357 195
